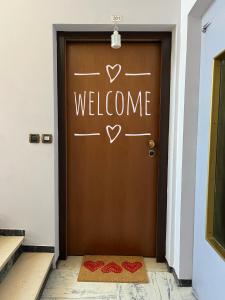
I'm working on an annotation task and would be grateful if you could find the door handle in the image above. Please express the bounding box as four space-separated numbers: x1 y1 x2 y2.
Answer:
148 139 156 149
148 140 156 158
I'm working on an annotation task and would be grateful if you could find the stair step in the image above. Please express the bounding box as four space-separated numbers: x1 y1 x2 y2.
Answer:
0 236 24 271
0 252 54 300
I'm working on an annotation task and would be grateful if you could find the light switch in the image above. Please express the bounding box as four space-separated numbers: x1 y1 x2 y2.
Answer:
29 134 40 143
42 134 53 144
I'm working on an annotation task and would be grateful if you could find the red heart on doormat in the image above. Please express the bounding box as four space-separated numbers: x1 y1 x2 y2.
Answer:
121 261 143 273
101 262 123 273
84 260 105 272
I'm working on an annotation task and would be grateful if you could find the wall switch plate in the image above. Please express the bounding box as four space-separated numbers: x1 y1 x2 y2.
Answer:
111 15 123 23
29 134 40 143
42 134 53 144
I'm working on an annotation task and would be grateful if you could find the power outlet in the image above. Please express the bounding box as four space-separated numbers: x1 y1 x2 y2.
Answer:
42 134 53 144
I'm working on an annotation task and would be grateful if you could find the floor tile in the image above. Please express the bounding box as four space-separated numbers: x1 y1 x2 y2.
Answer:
41 257 196 300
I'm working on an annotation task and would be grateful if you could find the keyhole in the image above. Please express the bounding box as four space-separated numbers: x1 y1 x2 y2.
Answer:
149 149 156 157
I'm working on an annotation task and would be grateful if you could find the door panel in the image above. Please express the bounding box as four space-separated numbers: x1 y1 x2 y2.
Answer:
66 42 161 257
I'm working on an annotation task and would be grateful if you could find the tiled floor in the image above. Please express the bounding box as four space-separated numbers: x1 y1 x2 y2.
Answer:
41 256 196 300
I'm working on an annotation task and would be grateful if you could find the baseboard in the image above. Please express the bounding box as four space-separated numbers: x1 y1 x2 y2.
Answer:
166 261 192 287
0 229 25 236
22 245 55 253
54 256 59 268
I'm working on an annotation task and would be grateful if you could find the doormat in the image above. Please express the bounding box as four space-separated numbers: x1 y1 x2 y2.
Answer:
77 255 149 283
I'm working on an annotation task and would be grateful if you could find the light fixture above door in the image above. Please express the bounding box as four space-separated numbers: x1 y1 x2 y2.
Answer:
111 24 121 49
111 15 122 49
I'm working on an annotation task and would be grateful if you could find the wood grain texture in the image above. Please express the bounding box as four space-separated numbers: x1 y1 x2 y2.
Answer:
66 42 160 257
57 32 171 261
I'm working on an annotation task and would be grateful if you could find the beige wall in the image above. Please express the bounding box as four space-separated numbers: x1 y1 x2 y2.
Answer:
1 0 206 281
0 0 180 260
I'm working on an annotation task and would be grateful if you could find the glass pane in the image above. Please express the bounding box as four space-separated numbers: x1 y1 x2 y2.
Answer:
213 59 225 248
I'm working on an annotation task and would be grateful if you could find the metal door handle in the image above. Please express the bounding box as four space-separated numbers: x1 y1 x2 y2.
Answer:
148 139 156 149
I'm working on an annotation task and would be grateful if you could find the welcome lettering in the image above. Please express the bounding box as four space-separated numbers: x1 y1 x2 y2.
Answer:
74 91 151 117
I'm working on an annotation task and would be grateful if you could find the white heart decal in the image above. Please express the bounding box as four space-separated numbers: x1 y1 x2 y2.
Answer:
106 125 121 144
106 64 121 83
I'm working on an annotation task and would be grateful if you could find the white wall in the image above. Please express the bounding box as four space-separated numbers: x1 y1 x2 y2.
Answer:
167 0 200 279
0 0 180 261
193 0 225 299
172 0 214 279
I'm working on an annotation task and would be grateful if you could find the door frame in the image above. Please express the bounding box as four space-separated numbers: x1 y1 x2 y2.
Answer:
57 31 171 262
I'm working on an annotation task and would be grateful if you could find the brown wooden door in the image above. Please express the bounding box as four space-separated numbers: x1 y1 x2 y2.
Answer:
66 41 161 257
